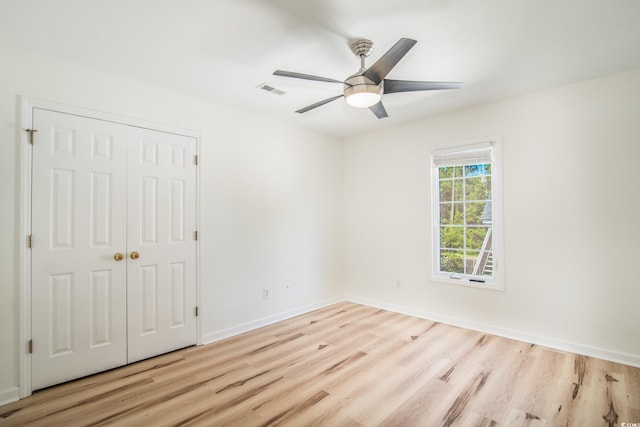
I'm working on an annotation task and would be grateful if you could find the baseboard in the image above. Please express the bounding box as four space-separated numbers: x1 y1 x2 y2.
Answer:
345 295 640 368
202 296 344 345
0 387 20 407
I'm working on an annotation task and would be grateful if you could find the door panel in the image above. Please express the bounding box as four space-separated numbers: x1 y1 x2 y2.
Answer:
90 172 114 248
90 269 113 347
31 109 128 390
127 127 197 363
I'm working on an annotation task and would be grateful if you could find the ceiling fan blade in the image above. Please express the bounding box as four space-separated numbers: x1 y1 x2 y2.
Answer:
362 38 417 84
369 101 388 119
296 95 344 114
384 79 463 94
274 70 345 85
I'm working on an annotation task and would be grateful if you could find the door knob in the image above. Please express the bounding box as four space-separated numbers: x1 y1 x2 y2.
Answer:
114 253 124 261
130 251 140 260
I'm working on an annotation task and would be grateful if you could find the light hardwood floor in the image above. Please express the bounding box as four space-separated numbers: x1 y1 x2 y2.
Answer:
1 302 639 426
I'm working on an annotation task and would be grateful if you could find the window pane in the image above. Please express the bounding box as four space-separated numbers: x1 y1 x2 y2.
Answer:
440 203 451 225
440 250 464 274
465 251 479 275
439 167 454 179
439 180 452 202
466 226 490 251
465 163 491 177
465 176 491 201
440 226 464 249
440 203 464 225
481 200 492 224
466 202 489 225
481 251 494 277
453 179 464 201
468 250 494 277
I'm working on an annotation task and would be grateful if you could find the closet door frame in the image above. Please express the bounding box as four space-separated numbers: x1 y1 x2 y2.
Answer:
18 97 202 398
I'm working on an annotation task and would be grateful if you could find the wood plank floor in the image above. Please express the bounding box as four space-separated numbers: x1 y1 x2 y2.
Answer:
2 302 639 426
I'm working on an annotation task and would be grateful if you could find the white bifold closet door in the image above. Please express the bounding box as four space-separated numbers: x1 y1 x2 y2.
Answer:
31 109 197 390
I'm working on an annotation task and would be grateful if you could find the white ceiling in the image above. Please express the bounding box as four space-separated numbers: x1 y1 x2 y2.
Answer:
2 0 640 138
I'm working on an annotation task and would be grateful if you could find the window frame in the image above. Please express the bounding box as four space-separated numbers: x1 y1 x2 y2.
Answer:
430 137 504 291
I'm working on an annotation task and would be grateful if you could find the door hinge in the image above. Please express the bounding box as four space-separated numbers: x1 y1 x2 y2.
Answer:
28 339 33 354
27 234 33 249
194 155 198 166
25 128 38 145
194 230 198 241
194 306 199 317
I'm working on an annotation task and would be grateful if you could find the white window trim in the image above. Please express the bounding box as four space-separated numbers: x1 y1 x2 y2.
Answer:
429 137 505 291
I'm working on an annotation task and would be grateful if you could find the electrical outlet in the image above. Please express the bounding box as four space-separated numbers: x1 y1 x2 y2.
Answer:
395 280 401 290
263 288 270 299
285 284 292 292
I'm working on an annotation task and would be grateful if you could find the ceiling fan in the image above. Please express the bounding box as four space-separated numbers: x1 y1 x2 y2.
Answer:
273 38 463 119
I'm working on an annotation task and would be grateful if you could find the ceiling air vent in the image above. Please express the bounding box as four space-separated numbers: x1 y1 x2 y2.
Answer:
257 83 286 96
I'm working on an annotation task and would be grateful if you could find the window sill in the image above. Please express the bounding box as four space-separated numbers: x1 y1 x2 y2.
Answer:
429 275 504 292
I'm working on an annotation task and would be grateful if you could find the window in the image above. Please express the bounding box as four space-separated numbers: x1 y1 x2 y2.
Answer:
431 139 503 290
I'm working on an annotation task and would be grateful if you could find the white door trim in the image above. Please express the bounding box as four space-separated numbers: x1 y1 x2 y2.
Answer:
19 96 202 398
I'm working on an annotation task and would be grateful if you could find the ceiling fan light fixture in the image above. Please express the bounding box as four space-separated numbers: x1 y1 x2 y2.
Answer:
345 88 382 108
344 74 383 108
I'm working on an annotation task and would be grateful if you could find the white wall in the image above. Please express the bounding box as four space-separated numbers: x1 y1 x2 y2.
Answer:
344 68 640 365
0 47 344 400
